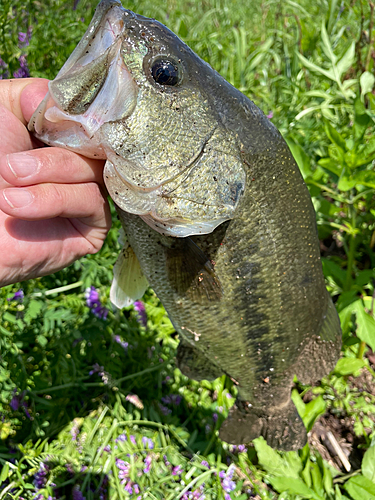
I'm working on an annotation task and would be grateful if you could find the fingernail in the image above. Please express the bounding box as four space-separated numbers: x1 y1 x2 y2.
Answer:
6 153 39 178
3 188 34 208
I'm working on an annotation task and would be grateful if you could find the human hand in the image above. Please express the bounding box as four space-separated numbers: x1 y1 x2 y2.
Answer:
0 78 111 287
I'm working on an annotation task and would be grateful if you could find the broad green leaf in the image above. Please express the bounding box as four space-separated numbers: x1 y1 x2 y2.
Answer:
292 390 326 432
352 300 375 351
253 437 301 478
285 137 313 179
325 121 346 152
352 170 375 189
322 259 346 287
297 52 334 80
320 20 336 64
322 463 334 495
336 43 355 80
0 462 9 483
318 157 342 176
269 476 324 500
335 484 342 499
334 357 365 376
311 461 324 498
303 397 326 432
37 334 48 348
362 445 375 482
344 475 375 500
302 458 312 488
337 173 357 191
360 71 375 98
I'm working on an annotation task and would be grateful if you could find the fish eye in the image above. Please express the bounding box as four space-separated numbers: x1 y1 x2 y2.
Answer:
151 58 181 86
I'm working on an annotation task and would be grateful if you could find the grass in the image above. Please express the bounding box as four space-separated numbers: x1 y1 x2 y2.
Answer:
1 0 375 499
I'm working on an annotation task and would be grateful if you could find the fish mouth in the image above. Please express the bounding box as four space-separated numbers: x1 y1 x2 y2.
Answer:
28 0 138 159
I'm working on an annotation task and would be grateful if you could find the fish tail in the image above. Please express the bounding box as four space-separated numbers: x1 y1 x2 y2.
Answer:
219 398 307 451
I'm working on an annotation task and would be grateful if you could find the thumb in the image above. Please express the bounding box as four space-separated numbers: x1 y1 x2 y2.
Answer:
20 78 49 123
0 78 48 125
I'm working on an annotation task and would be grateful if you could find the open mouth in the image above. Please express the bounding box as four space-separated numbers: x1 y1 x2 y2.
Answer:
28 0 138 159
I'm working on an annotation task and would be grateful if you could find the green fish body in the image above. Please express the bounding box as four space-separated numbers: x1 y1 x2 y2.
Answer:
29 0 341 450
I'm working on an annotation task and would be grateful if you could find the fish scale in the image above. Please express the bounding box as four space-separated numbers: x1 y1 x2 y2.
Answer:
28 0 342 450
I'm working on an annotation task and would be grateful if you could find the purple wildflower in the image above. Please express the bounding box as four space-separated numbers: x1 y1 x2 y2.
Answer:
85 286 108 319
133 484 140 494
116 459 129 471
172 465 183 476
10 390 21 411
72 485 85 500
134 301 147 327
220 465 236 496
89 363 104 376
143 455 152 473
124 483 133 494
142 436 154 449
10 391 31 418
70 419 81 441
116 459 130 485
130 435 136 445
7 289 24 302
113 335 128 351
212 412 218 422
201 461 210 468
237 444 247 453
159 403 172 416
226 393 232 399
163 455 170 467
66 463 75 474
88 363 109 384
13 55 30 78
0 57 9 79
103 445 111 452
18 27 32 47
161 394 182 406
267 111 273 119
116 433 127 442
222 476 236 493
33 463 49 490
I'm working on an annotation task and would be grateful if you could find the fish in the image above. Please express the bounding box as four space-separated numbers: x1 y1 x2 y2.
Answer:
28 0 342 450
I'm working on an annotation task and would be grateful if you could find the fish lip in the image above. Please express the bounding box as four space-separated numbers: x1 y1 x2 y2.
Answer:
28 0 138 147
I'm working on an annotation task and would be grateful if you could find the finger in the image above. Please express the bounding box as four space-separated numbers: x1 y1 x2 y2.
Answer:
0 78 48 125
0 182 111 227
2 213 110 287
0 147 106 187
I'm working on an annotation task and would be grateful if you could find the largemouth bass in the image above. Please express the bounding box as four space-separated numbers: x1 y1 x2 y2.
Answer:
28 0 341 450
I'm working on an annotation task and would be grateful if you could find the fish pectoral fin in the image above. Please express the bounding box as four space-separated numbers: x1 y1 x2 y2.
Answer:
110 242 149 309
176 339 223 381
166 237 223 304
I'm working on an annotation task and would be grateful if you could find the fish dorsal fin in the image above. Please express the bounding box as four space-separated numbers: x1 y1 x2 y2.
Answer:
110 242 148 309
166 238 223 304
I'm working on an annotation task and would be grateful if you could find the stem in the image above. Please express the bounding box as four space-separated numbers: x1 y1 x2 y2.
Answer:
344 234 356 291
31 281 83 297
366 3 375 72
344 205 357 292
357 340 367 359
